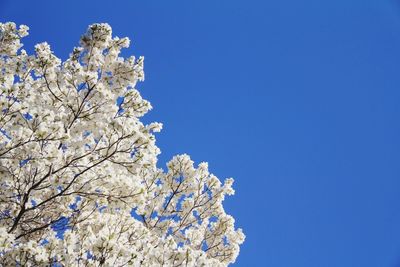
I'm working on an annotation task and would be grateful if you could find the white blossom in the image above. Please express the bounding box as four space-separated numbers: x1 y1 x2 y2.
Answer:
0 22 245 266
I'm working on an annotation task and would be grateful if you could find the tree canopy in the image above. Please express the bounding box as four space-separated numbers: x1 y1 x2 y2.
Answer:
0 22 244 266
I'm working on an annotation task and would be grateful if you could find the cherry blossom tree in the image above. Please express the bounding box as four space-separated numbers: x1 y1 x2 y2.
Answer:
0 22 245 266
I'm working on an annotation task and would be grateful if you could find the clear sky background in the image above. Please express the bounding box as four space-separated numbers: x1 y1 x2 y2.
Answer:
2 1 400 266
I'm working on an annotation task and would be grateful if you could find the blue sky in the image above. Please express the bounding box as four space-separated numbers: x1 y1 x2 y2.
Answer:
2 0 400 266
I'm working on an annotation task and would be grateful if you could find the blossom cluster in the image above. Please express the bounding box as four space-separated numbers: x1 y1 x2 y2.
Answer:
0 22 244 266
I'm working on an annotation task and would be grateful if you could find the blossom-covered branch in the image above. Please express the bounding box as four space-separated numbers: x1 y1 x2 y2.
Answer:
0 22 244 266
